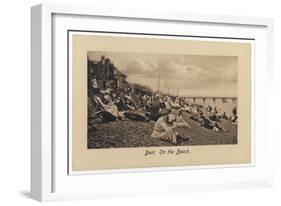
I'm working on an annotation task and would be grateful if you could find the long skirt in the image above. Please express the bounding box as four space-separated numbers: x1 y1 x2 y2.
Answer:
151 127 177 144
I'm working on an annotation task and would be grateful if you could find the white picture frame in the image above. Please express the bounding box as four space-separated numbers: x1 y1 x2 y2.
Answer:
31 3 274 201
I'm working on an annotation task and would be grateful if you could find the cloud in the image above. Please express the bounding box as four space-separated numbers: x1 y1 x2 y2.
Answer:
88 51 237 96
157 60 177 74
125 58 156 76
126 57 237 86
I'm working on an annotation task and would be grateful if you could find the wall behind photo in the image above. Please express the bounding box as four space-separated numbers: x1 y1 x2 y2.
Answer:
0 0 280 205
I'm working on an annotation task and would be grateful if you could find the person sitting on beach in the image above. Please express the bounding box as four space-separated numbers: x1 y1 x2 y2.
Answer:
94 91 120 119
198 112 211 125
182 103 192 113
231 106 238 123
103 90 112 103
151 110 191 144
190 105 203 122
206 105 212 112
145 99 161 121
113 90 134 111
163 96 172 110
199 111 229 132
209 108 222 122
221 112 228 120
200 118 223 132
170 97 182 110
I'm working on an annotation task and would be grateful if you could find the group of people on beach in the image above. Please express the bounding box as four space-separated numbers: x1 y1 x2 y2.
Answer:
88 84 238 144
88 55 238 145
88 86 193 144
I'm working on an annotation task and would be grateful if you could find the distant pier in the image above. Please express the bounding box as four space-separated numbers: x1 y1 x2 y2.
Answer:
185 96 237 104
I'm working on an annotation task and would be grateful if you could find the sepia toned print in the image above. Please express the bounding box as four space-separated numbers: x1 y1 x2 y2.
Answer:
87 52 238 149
71 33 251 171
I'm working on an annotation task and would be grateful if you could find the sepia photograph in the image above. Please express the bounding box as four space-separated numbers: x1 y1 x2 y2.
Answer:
70 33 251 171
87 51 238 149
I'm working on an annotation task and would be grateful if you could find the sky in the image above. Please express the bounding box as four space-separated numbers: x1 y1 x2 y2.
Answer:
88 51 238 97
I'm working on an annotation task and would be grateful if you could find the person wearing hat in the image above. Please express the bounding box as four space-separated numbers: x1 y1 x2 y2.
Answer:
151 109 191 144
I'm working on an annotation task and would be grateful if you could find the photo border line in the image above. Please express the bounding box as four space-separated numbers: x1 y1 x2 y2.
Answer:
66 29 254 175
